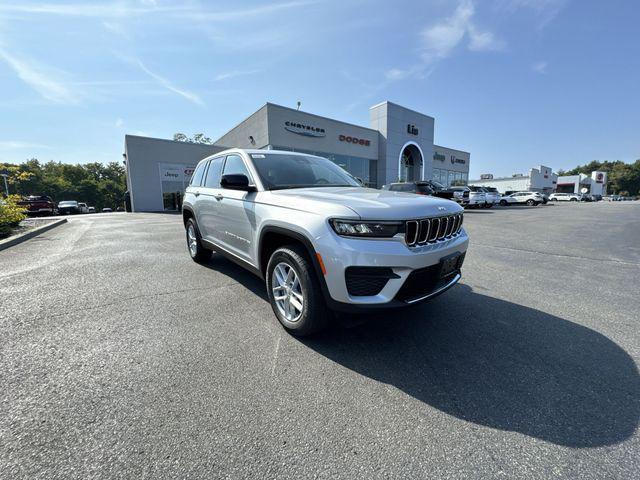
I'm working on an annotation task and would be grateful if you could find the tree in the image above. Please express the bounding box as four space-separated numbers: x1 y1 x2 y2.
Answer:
560 159 640 195
0 159 127 210
173 132 214 144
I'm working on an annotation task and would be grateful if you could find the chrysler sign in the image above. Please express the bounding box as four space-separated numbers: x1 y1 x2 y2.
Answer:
284 121 326 137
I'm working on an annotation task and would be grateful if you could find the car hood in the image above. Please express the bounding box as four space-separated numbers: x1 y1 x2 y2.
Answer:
265 187 463 220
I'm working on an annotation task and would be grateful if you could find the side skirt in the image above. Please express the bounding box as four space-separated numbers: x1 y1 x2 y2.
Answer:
201 238 263 279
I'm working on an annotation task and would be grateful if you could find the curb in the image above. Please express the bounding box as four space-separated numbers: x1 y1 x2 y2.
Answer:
0 218 68 251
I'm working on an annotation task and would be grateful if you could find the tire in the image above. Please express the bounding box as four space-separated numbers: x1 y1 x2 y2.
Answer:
266 245 329 336
500 200 507 206
570 198 578 202
526 199 535 206
185 218 210 263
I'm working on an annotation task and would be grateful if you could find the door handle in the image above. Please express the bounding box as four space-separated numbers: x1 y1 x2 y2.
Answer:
194 192 200 197
214 194 224 201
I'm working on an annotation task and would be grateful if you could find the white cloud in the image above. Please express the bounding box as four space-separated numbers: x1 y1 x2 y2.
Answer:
135 59 203 106
468 25 505 51
183 1 317 22
421 0 504 60
0 1 315 20
384 66 431 81
0 2 178 17
0 141 50 149
421 0 474 61
389 1 504 82
0 48 79 104
102 21 129 39
532 61 548 74
498 0 569 28
214 69 261 81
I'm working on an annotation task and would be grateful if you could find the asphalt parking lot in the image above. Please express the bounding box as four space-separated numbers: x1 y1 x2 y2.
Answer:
1 203 639 479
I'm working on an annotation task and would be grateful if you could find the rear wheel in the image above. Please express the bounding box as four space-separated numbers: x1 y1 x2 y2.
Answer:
186 218 210 263
266 245 329 336
500 200 507 206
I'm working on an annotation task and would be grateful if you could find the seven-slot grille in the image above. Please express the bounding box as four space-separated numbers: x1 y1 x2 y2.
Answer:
405 213 463 246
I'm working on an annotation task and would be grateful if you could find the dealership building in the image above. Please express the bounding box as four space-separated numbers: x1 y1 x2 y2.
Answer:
470 166 607 196
124 101 470 212
469 166 558 195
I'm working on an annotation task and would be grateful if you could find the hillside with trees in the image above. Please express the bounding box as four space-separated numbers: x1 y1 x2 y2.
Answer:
0 159 127 210
558 159 640 196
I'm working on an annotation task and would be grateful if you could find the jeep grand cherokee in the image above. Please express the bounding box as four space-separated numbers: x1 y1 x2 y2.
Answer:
182 149 469 336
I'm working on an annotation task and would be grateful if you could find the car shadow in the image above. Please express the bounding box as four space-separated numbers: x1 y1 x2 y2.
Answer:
199 255 639 448
298 284 639 448
203 252 268 300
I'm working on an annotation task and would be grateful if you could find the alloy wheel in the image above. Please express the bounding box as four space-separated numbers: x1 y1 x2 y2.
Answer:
271 262 304 323
187 224 198 257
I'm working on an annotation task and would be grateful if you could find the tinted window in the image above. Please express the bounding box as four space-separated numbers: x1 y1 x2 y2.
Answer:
203 158 224 188
190 161 207 187
416 185 433 194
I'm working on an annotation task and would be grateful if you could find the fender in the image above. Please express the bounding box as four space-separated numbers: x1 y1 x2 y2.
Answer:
258 225 332 303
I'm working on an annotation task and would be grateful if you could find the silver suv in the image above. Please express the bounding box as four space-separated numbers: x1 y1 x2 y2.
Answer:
182 149 469 335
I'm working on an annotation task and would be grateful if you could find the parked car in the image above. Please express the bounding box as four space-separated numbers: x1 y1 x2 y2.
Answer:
474 186 500 208
17 195 56 216
102 207 113 212
450 186 485 208
57 200 82 215
499 191 544 206
383 180 468 206
183 149 469 336
549 192 581 202
77 202 89 213
87 206 96 213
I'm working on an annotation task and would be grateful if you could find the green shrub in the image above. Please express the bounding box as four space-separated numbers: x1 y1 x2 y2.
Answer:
0 195 27 239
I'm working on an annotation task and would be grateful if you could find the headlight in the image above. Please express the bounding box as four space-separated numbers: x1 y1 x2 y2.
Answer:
329 219 401 238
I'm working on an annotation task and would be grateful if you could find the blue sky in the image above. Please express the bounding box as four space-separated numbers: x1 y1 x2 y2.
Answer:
0 0 638 178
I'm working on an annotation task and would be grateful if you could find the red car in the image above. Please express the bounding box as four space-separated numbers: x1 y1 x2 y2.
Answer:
17 195 57 216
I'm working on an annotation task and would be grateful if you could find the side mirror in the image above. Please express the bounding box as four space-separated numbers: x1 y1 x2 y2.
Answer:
220 174 254 191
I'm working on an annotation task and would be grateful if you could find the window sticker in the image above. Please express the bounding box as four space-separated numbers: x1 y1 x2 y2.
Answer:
251 154 266 158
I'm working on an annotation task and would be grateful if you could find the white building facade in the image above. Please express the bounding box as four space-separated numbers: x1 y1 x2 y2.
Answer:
469 166 557 194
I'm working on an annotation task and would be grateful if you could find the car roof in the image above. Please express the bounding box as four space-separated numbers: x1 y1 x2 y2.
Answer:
211 148 323 158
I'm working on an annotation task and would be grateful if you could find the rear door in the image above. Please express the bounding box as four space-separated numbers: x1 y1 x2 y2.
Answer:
215 154 257 263
198 157 225 242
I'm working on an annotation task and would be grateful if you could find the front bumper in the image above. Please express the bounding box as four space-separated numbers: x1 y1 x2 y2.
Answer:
315 228 469 308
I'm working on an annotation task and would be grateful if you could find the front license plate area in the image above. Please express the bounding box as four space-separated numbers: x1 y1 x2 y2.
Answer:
439 252 462 279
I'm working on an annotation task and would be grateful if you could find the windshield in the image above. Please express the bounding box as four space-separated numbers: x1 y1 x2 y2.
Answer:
430 180 445 189
250 153 361 190
59 201 77 206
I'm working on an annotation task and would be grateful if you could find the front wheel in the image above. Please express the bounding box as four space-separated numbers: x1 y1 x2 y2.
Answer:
500 200 507 206
266 245 329 336
185 218 210 263
526 199 535 206
570 198 578 202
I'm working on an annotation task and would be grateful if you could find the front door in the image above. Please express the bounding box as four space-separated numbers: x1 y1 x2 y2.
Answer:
215 154 257 263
